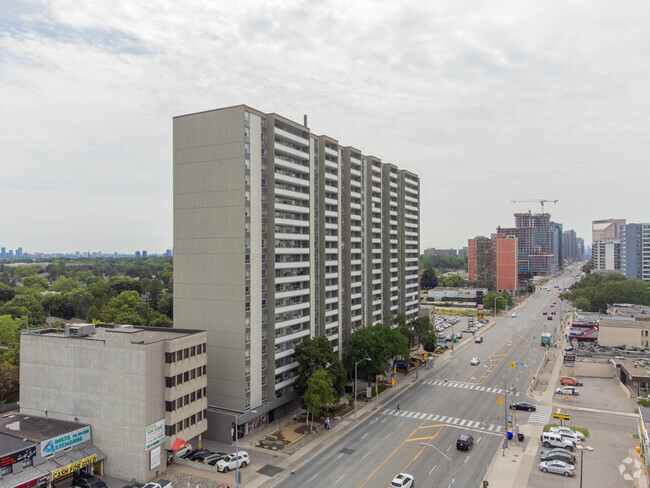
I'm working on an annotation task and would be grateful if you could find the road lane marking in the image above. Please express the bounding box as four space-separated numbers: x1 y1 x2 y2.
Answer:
361 432 368 440
357 420 431 488
335 474 345 484
383 432 392 440
361 451 371 460
428 464 437 475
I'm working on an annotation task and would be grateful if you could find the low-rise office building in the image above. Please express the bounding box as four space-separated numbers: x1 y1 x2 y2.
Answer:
19 324 208 482
0 414 105 488
598 317 650 349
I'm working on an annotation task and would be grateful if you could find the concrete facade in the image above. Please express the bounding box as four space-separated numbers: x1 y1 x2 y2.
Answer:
173 105 420 442
598 318 650 349
621 223 650 281
19 325 207 482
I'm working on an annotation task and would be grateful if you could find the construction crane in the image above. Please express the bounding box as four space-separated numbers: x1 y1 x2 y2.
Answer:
511 199 558 213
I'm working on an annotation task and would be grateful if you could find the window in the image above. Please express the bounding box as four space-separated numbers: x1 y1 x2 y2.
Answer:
197 367 202 377
184 348 190 359
165 352 175 364
177 421 183 432
197 389 202 399
184 418 190 429
22 458 32 468
191 391 196 402
191 369 196 380
177 398 183 409
203 365 207 375
191 414 196 425
165 425 176 436
176 351 183 361
203 343 207 353
203 387 207 396
166 401 175 412
165 376 175 388
184 371 189 382
191 346 196 357
184 394 190 406
197 411 202 421
1 466 11 476
177 374 183 385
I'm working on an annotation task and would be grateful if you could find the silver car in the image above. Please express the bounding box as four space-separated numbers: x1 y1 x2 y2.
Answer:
538 460 575 477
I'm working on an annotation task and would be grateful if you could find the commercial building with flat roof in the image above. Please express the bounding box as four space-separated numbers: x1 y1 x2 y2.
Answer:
19 324 207 482
173 105 420 442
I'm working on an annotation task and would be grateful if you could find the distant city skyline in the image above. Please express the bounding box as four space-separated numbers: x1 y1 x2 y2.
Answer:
2 1 648 252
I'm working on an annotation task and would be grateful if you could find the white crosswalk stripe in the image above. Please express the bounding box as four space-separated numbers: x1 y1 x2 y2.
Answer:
528 404 553 424
379 408 503 436
421 379 521 397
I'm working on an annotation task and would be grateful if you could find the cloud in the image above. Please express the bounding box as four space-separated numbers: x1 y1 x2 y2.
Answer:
0 0 649 252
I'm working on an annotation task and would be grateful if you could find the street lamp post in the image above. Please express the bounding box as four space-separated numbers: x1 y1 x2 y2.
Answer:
420 442 453 488
354 357 371 421
577 445 594 488
234 409 257 488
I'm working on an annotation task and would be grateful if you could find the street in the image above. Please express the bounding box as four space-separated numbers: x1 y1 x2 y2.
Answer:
274 276 571 488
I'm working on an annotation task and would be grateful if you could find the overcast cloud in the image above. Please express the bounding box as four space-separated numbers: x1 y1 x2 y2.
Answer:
1 0 648 254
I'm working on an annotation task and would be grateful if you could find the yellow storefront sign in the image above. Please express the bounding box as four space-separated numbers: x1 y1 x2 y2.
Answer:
52 455 97 481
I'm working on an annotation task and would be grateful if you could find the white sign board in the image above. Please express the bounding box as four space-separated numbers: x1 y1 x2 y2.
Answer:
41 426 91 455
150 446 162 469
145 419 165 450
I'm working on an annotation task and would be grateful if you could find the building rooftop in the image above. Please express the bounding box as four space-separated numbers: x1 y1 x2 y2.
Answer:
0 413 88 443
23 324 204 344
0 431 35 455
600 318 650 330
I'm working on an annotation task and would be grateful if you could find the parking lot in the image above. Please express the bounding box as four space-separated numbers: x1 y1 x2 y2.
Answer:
434 315 489 345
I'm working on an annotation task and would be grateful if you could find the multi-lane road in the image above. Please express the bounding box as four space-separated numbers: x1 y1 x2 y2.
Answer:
277 271 577 488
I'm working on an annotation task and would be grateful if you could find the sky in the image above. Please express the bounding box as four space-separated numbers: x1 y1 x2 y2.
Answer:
1 0 649 254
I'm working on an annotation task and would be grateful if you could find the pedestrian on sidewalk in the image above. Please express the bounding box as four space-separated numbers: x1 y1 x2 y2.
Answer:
396 402 401 413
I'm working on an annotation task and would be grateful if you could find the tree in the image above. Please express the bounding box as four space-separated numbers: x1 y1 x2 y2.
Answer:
295 337 346 397
0 283 16 303
158 293 173 319
0 293 45 327
344 323 410 384
302 368 336 420
51 276 79 293
439 274 468 288
0 363 19 404
145 278 164 309
66 289 94 319
420 330 438 352
420 269 438 289
21 275 49 291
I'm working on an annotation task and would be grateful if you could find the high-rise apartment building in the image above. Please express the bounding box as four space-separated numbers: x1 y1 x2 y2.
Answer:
495 234 518 291
621 223 650 281
468 236 494 287
592 238 621 271
563 229 584 261
592 219 626 243
173 105 420 442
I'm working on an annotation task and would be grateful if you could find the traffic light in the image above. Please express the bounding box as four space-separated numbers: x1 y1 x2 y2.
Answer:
511 362 515 368
380 374 383 382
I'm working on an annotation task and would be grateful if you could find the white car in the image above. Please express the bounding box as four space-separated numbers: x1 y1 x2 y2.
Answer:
389 473 414 488
216 451 250 472
511 313 517 318
549 426 585 440
470 357 480 365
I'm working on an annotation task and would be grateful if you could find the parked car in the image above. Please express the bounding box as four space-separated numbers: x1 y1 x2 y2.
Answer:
540 450 575 464
511 313 517 318
202 452 228 464
540 448 576 463
543 312 548 315
456 434 474 450
193 451 217 462
216 451 250 473
555 386 580 396
470 357 480 365
389 473 414 488
550 426 585 440
183 448 209 460
475 336 484 343
559 377 584 386
540 432 575 451
72 474 107 488
510 402 536 412
547 316 553 320
174 443 193 459
538 460 575 477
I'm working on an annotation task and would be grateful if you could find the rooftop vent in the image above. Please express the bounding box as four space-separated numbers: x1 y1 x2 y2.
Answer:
65 324 95 337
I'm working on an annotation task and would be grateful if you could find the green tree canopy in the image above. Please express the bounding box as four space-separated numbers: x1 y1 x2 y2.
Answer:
302 368 336 418
21 275 49 291
51 276 79 293
420 269 438 289
294 337 346 397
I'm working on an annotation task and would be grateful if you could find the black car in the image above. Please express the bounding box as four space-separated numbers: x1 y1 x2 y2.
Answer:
72 474 107 488
547 316 553 320
541 448 576 463
456 434 474 450
510 402 536 412
540 451 575 464
185 448 211 461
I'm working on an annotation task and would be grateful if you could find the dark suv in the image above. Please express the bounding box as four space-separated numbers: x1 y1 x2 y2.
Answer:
72 474 107 488
456 434 474 450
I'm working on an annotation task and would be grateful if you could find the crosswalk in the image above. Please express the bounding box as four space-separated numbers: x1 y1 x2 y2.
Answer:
528 404 553 424
379 408 504 436
421 379 521 397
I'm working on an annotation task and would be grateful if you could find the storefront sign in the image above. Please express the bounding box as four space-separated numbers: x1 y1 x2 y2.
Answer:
12 473 51 488
145 419 165 450
150 446 162 469
1 446 36 467
41 426 91 455
51 454 97 481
